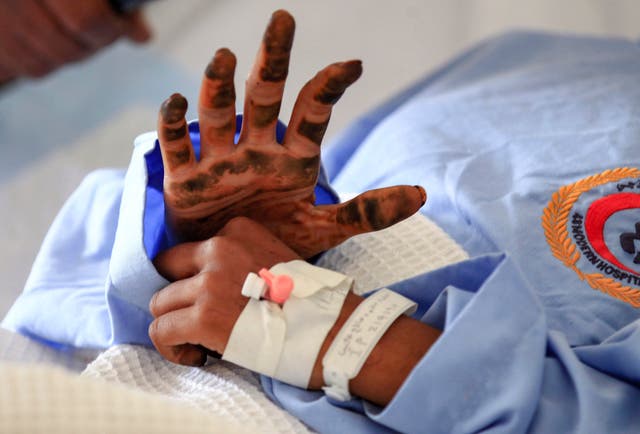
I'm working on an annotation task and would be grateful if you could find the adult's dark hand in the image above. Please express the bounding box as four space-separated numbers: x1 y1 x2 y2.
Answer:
157 9 426 258
0 0 150 82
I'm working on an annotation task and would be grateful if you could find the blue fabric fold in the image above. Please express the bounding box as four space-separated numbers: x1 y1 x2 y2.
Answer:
268 31 640 432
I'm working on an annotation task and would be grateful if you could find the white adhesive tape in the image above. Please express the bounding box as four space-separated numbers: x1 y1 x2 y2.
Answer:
274 262 352 387
223 261 352 388
271 260 349 298
222 298 285 377
322 288 417 401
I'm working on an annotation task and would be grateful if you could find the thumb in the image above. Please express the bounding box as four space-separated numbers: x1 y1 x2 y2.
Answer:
335 185 426 231
316 184 426 249
272 185 426 258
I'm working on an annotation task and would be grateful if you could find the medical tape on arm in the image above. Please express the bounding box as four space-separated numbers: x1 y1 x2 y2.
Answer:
223 260 351 388
322 288 417 401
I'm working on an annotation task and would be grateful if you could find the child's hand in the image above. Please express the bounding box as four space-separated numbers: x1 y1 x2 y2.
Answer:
149 217 301 366
158 10 426 258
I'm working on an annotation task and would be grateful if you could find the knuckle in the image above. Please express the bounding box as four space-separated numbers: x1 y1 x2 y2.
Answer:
148 321 191 365
193 302 209 323
148 319 160 341
223 216 254 232
201 237 222 259
192 301 216 328
148 291 160 315
201 234 238 261
197 270 217 289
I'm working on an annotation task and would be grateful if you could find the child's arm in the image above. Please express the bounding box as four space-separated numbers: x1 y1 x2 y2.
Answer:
149 217 441 406
155 10 426 258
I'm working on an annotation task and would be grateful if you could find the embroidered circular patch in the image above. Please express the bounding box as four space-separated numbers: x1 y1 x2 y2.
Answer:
541 167 640 307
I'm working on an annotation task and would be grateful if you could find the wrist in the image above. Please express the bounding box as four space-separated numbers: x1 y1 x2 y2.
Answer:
222 259 350 385
308 291 362 389
309 291 441 406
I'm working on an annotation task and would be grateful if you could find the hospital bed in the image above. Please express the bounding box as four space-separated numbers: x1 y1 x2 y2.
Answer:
0 213 467 433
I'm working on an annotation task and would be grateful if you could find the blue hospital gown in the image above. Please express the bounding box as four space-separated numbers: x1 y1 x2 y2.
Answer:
5 31 640 433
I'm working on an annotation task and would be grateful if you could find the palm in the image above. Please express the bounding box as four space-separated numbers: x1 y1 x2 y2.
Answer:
165 141 317 241
158 11 424 258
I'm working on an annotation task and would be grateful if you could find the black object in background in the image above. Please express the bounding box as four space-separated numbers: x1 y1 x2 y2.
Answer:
109 0 155 14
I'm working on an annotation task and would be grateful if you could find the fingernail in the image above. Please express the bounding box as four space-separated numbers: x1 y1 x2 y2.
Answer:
160 93 188 123
316 61 363 105
271 9 295 31
414 185 427 206
341 60 363 84
265 10 295 54
205 48 237 80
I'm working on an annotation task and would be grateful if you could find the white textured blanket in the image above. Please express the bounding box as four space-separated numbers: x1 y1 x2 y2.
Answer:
79 213 467 433
0 362 253 434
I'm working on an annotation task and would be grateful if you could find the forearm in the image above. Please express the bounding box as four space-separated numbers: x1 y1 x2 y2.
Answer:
308 292 441 407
